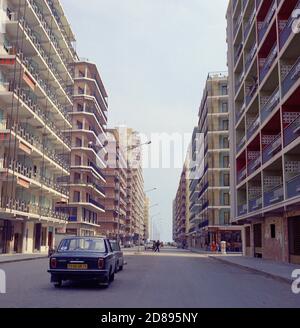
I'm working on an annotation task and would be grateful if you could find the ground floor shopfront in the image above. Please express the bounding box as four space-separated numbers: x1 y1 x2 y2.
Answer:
187 225 243 252
241 207 300 264
0 218 59 255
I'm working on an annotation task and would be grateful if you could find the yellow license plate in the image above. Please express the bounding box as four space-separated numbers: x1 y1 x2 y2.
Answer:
67 264 88 270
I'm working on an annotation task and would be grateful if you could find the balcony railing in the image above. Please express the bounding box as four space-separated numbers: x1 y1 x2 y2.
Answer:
262 134 282 164
264 184 284 207
249 196 262 212
247 115 260 139
284 114 300 147
7 83 71 147
234 43 243 65
238 204 248 216
199 219 209 229
246 82 258 106
0 157 69 196
236 102 246 123
233 14 243 38
279 0 300 49
1 196 68 221
260 88 280 123
245 43 257 72
259 44 278 82
281 56 300 98
237 166 247 184
90 162 106 181
287 174 300 199
237 135 246 153
258 0 277 43
89 198 105 211
248 155 261 176
244 8 256 40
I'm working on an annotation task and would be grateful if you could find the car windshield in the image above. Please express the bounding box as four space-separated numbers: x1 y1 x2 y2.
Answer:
58 238 106 252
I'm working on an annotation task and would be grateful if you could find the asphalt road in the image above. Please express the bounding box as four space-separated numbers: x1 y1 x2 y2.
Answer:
0 248 300 308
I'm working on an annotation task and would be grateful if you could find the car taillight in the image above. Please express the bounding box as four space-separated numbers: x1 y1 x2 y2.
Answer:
50 258 57 269
98 258 104 269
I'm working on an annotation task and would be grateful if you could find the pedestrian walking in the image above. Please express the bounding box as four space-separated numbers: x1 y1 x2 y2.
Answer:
154 240 160 252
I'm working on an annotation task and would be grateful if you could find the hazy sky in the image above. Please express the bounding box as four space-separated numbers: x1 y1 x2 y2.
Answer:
61 0 229 241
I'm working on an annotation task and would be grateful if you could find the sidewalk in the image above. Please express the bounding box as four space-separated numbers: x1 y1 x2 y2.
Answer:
209 254 299 284
189 247 299 284
0 253 48 264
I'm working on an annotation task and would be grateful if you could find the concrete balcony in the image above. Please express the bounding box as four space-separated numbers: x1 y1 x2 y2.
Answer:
249 196 262 212
260 88 280 123
259 44 278 83
238 204 248 216
279 0 300 49
264 184 284 207
281 56 300 98
247 115 260 140
287 174 300 199
248 155 261 176
262 134 282 164
258 0 277 43
237 166 247 184
284 115 300 147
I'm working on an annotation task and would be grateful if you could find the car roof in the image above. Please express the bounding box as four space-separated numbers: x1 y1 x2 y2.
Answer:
61 236 107 240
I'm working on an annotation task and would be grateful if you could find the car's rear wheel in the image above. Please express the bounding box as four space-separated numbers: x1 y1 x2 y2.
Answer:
119 265 123 271
110 271 115 282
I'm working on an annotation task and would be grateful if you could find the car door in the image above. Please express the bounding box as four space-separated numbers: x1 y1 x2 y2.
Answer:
106 239 116 272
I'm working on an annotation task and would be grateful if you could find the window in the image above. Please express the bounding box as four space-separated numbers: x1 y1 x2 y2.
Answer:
223 136 229 148
224 173 230 186
224 192 230 206
75 137 82 147
270 224 276 239
75 155 81 165
222 119 229 131
224 211 230 225
221 102 228 112
73 191 80 202
221 85 228 95
77 103 83 112
74 172 81 183
76 120 83 129
223 156 229 168
58 238 106 252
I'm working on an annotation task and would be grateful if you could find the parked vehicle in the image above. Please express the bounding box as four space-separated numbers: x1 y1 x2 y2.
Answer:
48 237 116 288
109 239 124 272
144 241 154 250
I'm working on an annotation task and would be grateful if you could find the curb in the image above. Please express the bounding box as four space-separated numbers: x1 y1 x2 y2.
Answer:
0 256 48 265
209 256 292 285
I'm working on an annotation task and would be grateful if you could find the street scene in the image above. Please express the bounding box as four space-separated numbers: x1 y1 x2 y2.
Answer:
1 247 300 308
0 0 300 310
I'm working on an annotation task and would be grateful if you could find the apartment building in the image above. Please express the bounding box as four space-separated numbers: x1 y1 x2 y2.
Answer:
98 128 127 242
173 168 188 247
187 73 242 250
0 0 77 254
144 196 150 241
227 0 300 263
126 129 145 245
56 60 108 237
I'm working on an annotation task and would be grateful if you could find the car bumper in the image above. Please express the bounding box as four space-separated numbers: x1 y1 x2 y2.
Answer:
48 269 109 282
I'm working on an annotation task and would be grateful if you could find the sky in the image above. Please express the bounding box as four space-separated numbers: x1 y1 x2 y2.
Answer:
61 0 229 241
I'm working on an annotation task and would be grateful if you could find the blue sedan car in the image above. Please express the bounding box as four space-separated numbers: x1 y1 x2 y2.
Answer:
48 237 116 288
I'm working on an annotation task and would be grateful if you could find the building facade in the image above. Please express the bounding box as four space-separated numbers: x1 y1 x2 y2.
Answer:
0 0 77 254
173 168 188 247
144 195 150 241
125 129 145 245
57 60 108 238
194 73 240 250
98 128 127 242
227 0 300 263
